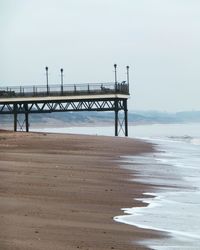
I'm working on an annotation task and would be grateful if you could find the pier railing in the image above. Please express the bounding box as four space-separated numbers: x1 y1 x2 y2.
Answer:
0 82 129 98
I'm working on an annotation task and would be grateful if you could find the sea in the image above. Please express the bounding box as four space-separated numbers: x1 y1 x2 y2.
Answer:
32 123 200 250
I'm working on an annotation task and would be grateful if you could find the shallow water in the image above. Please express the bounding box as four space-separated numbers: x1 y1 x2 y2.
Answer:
116 126 200 249
115 140 200 249
32 123 200 249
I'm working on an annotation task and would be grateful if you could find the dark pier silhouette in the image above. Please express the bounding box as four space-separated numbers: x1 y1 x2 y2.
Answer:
0 65 130 136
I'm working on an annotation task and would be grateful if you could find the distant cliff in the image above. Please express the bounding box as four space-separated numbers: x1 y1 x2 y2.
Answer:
1 111 200 128
129 111 200 124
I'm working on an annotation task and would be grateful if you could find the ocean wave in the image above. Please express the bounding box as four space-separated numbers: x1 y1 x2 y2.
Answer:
168 136 200 146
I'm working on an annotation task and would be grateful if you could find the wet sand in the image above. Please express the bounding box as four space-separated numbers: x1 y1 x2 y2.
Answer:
0 131 161 250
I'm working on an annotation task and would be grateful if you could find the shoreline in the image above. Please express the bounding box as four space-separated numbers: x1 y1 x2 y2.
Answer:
0 131 163 249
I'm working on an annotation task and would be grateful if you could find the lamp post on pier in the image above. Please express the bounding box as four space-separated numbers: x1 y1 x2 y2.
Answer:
126 65 130 93
45 66 49 95
114 64 117 92
114 64 118 136
60 68 64 94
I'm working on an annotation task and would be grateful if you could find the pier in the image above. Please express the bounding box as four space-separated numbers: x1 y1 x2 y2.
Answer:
0 65 130 136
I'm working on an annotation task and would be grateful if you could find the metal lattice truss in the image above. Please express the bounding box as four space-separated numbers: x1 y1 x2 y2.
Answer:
0 98 126 114
0 97 128 136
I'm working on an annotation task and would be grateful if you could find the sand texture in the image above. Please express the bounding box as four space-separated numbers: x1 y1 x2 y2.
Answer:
0 131 160 250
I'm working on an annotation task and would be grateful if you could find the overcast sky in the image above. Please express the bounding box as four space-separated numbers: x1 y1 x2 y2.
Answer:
1 0 200 111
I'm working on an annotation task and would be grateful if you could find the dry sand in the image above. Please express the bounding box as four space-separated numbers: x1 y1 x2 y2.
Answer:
0 131 161 250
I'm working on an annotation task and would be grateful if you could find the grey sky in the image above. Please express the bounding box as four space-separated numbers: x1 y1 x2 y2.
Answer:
1 0 200 111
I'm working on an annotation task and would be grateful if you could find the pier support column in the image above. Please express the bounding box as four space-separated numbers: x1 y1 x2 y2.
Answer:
24 103 29 132
124 99 128 137
14 104 18 132
115 100 119 136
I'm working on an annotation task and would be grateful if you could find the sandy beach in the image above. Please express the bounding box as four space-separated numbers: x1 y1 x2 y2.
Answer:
0 131 161 250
